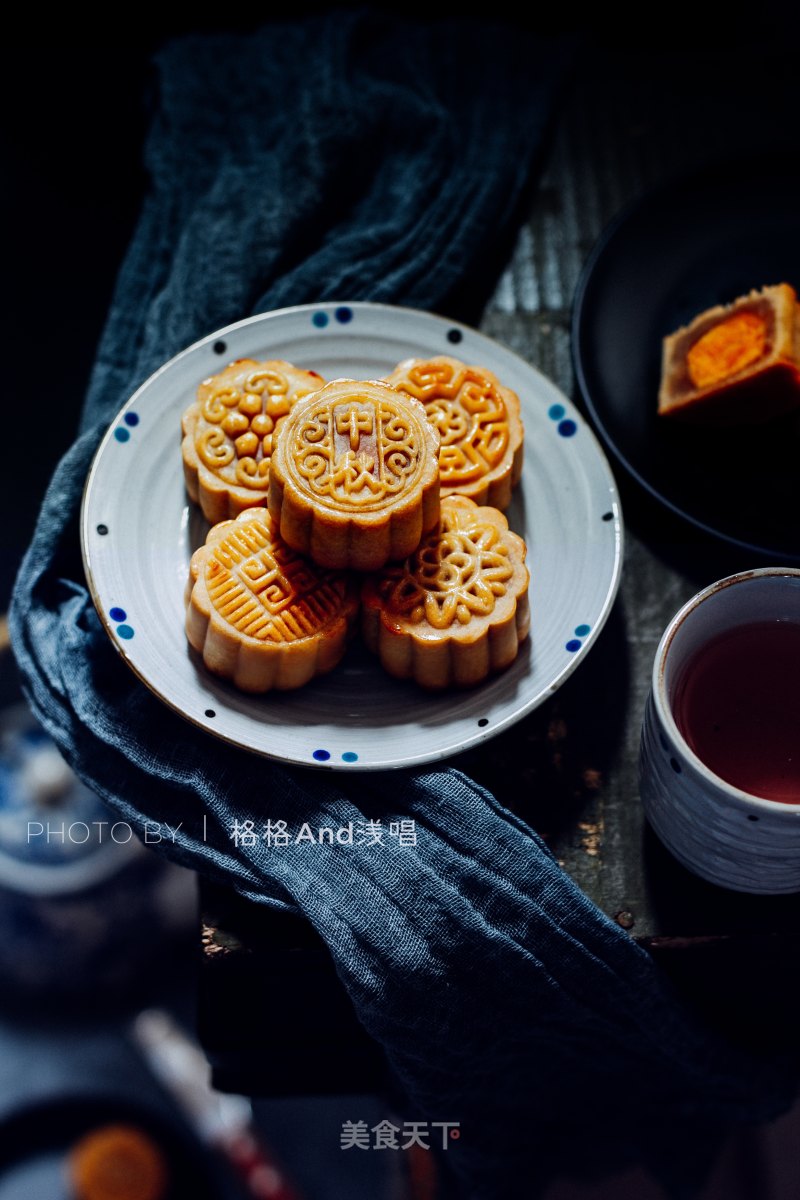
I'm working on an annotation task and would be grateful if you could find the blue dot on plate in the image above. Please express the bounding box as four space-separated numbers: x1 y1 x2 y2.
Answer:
312 312 329 328
558 419 577 438
117 625 135 640
575 624 591 638
548 403 565 421
335 306 353 324
109 607 127 622
342 751 358 763
565 638 582 653
114 427 130 443
313 749 331 762
124 412 140 427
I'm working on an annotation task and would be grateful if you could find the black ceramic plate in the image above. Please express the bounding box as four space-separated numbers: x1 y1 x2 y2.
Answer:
572 155 800 560
0 1096 222 1200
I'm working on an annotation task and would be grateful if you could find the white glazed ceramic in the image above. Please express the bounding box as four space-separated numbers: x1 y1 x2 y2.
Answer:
81 302 623 771
640 568 800 892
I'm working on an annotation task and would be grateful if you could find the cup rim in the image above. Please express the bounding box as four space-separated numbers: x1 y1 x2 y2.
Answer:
653 566 800 812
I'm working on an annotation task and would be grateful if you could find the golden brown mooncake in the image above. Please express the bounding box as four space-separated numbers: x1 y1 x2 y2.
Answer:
182 359 325 523
361 496 529 689
69 1124 168 1200
658 284 800 424
268 378 440 572
186 508 359 692
385 355 524 509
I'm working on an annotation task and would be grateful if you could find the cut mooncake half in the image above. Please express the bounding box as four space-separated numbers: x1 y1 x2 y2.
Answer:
68 1124 168 1200
361 495 529 689
186 508 359 692
658 283 800 424
385 355 524 509
268 379 440 571
182 359 325 523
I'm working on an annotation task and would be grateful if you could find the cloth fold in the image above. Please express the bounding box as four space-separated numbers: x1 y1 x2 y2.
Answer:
10 16 794 1198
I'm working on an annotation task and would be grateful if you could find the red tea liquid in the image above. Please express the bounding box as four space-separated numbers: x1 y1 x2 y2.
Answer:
673 620 800 803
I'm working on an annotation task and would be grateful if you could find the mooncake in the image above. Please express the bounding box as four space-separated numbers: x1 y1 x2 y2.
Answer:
69 1124 168 1200
659 284 800 424
186 508 359 692
385 355 524 509
182 359 324 523
268 379 440 571
361 495 529 689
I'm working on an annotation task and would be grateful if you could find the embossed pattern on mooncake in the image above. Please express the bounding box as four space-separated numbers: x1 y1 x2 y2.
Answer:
186 508 359 692
269 379 440 571
385 356 524 510
182 359 325 523
361 496 529 689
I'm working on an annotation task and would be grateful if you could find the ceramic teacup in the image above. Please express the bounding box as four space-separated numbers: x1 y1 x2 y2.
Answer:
639 568 800 893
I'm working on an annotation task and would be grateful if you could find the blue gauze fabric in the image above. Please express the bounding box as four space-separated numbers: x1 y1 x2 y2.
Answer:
9 17 794 1199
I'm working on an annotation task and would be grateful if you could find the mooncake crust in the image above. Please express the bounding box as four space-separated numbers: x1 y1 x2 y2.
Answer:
361 495 529 689
268 379 440 571
385 355 524 509
182 359 325 523
186 508 359 692
658 284 800 424
69 1124 168 1200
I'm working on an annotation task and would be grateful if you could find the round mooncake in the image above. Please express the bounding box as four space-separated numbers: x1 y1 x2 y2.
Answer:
268 379 440 571
385 355 524 509
186 508 359 692
69 1124 168 1200
182 359 324 523
361 495 530 689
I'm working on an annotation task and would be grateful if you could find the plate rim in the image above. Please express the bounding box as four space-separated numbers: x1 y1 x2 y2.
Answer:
81 301 624 770
571 163 800 562
0 1093 222 1191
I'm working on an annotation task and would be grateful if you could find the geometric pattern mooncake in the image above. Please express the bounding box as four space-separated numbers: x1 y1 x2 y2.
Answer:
361 496 529 689
182 359 325 523
385 355 524 510
268 379 440 572
186 508 359 692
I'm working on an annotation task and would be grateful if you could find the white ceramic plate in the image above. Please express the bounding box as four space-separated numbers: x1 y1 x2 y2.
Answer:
81 303 623 770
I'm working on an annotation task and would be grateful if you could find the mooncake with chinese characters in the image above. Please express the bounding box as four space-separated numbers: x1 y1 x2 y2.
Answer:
385 355 523 509
659 284 800 424
361 495 529 689
186 508 359 692
268 379 440 571
182 359 324 523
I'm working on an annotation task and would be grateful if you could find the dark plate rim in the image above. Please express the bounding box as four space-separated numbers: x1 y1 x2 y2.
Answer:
571 158 800 563
0 1091 221 1194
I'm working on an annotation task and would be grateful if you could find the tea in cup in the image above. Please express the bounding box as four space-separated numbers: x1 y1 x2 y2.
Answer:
639 568 800 892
